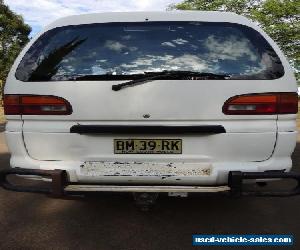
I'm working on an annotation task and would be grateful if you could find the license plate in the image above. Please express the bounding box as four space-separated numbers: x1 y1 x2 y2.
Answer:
114 139 182 154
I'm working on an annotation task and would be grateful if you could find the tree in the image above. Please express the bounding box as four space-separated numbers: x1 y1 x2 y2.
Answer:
0 0 31 84
171 0 299 84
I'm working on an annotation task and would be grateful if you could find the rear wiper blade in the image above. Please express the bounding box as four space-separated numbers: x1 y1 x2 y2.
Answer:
111 71 230 91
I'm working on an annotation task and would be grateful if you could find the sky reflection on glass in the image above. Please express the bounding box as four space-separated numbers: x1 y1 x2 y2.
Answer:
16 22 284 81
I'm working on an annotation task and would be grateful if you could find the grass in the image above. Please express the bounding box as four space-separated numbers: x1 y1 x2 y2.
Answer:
0 107 5 124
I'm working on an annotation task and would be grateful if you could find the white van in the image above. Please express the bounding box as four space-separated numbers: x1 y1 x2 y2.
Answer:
1 11 299 199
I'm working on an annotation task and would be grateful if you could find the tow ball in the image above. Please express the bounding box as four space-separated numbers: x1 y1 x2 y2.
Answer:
132 192 159 211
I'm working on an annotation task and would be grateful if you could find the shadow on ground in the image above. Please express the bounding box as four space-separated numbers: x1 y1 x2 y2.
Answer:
0 143 299 250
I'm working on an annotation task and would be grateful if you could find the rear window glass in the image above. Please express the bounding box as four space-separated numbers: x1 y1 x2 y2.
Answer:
16 22 284 81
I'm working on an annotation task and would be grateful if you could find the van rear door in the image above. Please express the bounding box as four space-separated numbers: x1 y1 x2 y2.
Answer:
14 20 286 162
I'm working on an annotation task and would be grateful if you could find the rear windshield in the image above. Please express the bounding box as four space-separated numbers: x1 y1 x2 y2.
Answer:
16 21 284 81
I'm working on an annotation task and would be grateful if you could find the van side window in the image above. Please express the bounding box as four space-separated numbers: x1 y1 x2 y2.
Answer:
15 22 284 81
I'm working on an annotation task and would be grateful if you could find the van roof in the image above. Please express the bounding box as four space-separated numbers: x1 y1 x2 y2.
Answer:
44 11 255 32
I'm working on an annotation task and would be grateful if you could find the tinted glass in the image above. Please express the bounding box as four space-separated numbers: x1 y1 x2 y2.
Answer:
16 22 284 81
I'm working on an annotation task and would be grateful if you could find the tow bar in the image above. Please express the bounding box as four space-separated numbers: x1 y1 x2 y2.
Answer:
228 171 300 197
1 168 300 210
0 168 67 197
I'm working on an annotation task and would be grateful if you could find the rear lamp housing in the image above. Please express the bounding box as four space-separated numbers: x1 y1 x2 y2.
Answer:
223 92 298 115
4 95 72 115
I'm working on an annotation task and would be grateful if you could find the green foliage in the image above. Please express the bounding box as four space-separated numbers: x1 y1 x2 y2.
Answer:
0 0 31 84
172 0 256 15
171 0 300 84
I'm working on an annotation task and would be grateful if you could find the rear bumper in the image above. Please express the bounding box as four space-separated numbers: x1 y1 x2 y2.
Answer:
5 130 297 185
1 167 300 197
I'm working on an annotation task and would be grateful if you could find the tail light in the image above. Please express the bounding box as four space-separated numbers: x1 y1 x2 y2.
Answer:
4 95 72 115
223 92 298 115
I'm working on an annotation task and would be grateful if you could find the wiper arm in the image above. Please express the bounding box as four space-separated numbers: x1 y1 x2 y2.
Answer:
112 72 172 91
112 71 230 91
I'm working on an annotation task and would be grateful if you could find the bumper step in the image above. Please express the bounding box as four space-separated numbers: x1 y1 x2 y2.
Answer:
64 184 230 193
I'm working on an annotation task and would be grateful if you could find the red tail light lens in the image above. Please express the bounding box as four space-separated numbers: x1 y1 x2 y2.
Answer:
4 95 72 115
278 93 299 114
223 92 298 115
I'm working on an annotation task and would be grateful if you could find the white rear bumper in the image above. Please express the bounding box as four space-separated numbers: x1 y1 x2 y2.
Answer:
5 131 297 185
